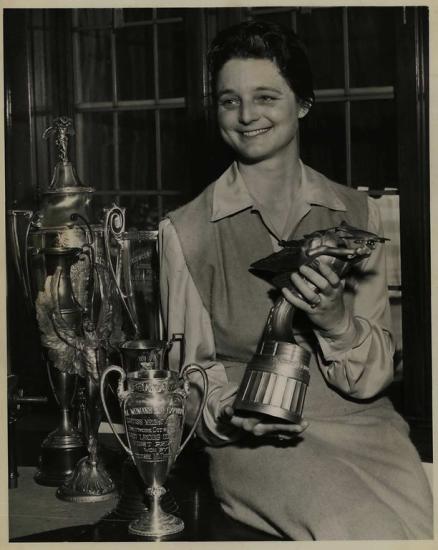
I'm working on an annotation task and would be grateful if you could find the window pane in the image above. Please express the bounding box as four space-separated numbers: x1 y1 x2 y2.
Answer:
157 8 185 19
77 30 112 102
162 194 187 219
297 8 344 90
252 9 295 29
349 7 397 87
122 9 153 23
77 112 115 189
118 195 159 230
351 100 397 190
118 111 156 193
76 9 112 28
116 27 155 100
160 109 188 190
299 101 346 184
158 23 186 98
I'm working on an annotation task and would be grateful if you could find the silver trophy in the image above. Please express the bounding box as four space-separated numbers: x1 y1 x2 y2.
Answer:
234 223 388 423
8 117 100 485
8 117 121 498
100 361 208 537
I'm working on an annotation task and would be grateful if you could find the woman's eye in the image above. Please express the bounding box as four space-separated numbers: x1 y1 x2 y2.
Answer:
219 97 240 108
257 95 277 103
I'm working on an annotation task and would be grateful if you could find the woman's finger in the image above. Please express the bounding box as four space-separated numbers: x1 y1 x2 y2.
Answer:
299 265 332 292
252 419 309 437
303 262 342 290
290 272 320 304
282 287 314 312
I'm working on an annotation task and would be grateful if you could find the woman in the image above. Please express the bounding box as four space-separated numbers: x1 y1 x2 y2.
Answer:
159 20 432 540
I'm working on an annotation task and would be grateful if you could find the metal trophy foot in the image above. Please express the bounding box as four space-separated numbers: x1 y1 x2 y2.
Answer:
34 403 87 486
56 454 116 502
234 341 310 423
57 381 116 502
128 487 184 538
34 443 87 487
112 457 179 520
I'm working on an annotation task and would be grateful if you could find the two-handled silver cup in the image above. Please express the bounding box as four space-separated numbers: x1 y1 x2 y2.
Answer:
100 363 208 537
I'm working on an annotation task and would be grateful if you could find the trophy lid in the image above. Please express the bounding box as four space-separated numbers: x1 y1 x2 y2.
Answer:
43 116 94 193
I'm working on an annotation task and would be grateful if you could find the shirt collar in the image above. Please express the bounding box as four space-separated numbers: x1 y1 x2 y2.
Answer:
210 160 346 222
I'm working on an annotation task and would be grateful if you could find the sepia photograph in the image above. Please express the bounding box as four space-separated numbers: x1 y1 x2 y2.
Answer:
3 2 434 545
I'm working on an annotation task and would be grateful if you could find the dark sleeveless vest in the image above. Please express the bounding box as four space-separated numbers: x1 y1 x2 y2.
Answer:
167 163 368 366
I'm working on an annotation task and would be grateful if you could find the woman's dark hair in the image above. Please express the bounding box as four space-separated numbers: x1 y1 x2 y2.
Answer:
208 20 314 110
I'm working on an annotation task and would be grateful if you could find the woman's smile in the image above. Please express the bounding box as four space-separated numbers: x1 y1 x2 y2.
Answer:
240 127 273 137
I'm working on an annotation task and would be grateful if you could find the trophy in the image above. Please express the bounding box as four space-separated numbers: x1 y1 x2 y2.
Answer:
100 362 208 537
234 223 388 422
8 117 122 495
8 117 100 485
103 203 178 518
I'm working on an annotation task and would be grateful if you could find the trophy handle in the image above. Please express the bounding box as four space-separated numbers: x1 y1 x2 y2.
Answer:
166 333 185 370
175 363 209 459
103 205 139 336
100 365 133 457
8 209 34 307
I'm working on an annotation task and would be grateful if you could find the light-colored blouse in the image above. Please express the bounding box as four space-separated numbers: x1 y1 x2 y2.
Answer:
159 162 394 445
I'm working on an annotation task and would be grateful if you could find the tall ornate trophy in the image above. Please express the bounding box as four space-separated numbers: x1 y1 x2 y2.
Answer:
234 223 387 422
101 362 208 537
8 117 98 485
8 117 119 500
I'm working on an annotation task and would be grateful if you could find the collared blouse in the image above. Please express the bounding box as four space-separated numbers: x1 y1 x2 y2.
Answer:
159 161 394 444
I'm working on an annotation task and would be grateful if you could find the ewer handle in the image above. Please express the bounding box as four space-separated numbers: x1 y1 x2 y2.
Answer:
100 365 133 457
175 363 209 459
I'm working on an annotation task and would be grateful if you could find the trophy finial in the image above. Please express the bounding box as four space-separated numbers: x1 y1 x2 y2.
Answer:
43 116 75 163
43 116 83 190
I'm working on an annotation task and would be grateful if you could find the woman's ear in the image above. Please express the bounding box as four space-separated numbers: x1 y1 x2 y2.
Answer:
298 101 311 119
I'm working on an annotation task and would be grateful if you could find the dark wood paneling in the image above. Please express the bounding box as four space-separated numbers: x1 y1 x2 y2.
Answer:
395 7 431 459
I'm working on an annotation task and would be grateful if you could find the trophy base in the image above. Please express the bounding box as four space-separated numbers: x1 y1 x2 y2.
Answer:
111 458 179 520
42 426 85 449
234 341 310 423
128 510 184 538
56 455 116 503
34 445 87 487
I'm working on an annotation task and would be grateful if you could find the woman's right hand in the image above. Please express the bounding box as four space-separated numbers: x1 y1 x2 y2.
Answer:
220 405 309 440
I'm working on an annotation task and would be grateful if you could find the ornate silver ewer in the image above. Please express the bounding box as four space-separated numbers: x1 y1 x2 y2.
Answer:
101 362 208 538
234 223 387 423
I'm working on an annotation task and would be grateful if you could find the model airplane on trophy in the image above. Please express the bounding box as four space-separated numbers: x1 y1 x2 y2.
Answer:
234 223 388 423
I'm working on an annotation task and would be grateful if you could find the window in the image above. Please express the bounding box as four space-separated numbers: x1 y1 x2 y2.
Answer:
72 8 189 228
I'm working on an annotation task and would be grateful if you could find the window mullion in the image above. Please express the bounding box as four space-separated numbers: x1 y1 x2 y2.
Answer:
152 9 163 221
343 7 352 187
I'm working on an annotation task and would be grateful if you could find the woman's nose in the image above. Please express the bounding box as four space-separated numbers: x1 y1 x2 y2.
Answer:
238 101 259 124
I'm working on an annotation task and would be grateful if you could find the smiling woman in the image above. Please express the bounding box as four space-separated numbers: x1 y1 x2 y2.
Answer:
159 19 432 540
216 58 302 164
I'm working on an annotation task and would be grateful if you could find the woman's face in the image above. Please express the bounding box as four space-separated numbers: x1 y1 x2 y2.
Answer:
216 57 301 163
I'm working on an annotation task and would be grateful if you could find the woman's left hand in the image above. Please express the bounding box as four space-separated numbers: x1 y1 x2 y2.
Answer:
282 259 351 333
221 405 309 440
